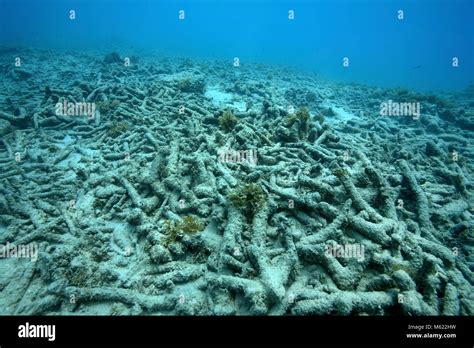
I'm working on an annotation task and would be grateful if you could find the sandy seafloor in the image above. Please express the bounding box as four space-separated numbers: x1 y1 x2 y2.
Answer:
0 47 472 315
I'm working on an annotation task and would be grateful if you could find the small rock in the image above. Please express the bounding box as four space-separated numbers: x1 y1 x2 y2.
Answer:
13 69 33 79
438 109 456 122
425 140 443 157
178 77 205 94
103 52 122 64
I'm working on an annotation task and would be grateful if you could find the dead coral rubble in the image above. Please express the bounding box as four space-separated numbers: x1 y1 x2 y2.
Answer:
0 49 472 316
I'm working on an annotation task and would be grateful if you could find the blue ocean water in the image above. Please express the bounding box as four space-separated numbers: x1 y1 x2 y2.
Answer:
0 0 472 91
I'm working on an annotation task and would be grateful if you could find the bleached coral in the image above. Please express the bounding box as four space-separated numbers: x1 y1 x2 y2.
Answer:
0 50 472 316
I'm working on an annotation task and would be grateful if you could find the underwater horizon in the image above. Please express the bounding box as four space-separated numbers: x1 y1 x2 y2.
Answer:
1 0 474 91
0 0 473 322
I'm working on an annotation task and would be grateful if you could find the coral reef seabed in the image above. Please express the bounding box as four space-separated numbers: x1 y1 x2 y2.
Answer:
0 48 472 316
